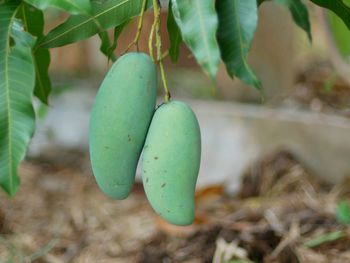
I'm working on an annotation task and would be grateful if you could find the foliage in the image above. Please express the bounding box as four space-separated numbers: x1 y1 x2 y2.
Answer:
336 200 350 224
166 1 182 63
275 0 312 41
0 1 36 196
328 6 350 58
0 0 350 195
216 0 260 89
304 230 345 248
171 0 220 79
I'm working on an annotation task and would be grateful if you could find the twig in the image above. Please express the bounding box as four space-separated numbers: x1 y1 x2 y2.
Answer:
124 0 148 53
152 0 170 102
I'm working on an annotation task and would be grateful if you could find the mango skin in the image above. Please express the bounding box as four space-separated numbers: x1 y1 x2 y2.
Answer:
89 52 157 199
142 101 201 225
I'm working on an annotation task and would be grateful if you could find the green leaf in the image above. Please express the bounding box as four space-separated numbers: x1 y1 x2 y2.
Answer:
336 200 350 224
167 1 182 63
304 231 345 248
171 0 220 79
258 0 268 6
38 0 151 48
275 0 312 41
216 0 261 89
98 21 128 61
24 0 91 15
110 23 127 54
0 1 36 196
18 3 52 104
98 31 116 61
32 49 51 104
328 10 350 58
310 0 350 30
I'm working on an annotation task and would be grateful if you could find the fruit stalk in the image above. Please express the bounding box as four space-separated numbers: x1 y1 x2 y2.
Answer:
152 0 170 102
125 0 148 52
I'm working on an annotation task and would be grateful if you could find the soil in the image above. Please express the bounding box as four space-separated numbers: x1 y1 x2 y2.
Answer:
0 150 350 263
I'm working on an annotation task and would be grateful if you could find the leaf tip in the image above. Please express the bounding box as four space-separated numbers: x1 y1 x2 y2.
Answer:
1 180 20 197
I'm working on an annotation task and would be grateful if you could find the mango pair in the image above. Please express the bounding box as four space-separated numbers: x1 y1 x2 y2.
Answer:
89 53 201 225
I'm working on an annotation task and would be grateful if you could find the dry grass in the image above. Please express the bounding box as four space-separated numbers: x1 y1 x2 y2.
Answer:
0 150 349 262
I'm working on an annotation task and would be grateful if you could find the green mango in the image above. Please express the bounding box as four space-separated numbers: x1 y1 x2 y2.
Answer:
142 101 201 225
89 52 157 199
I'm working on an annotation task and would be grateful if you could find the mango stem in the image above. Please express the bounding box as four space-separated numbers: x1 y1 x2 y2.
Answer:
152 0 170 102
125 0 147 52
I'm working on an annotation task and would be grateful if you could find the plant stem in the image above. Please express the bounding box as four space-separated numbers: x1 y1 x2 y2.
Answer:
125 0 147 52
161 49 169 60
148 19 156 62
159 61 170 102
152 0 170 102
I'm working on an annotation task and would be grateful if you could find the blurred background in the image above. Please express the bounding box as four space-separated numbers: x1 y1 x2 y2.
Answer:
1 1 350 262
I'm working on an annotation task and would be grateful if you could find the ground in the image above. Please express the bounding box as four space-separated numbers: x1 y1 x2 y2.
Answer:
0 150 350 263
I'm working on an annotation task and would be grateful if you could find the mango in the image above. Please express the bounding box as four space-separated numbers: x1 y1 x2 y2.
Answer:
142 101 201 225
89 52 157 199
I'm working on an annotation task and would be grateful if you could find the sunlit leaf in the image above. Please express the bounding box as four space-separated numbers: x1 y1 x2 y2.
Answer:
24 0 91 15
328 10 350 58
310 0 350 30
39 0 151 48
171 0 220 79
